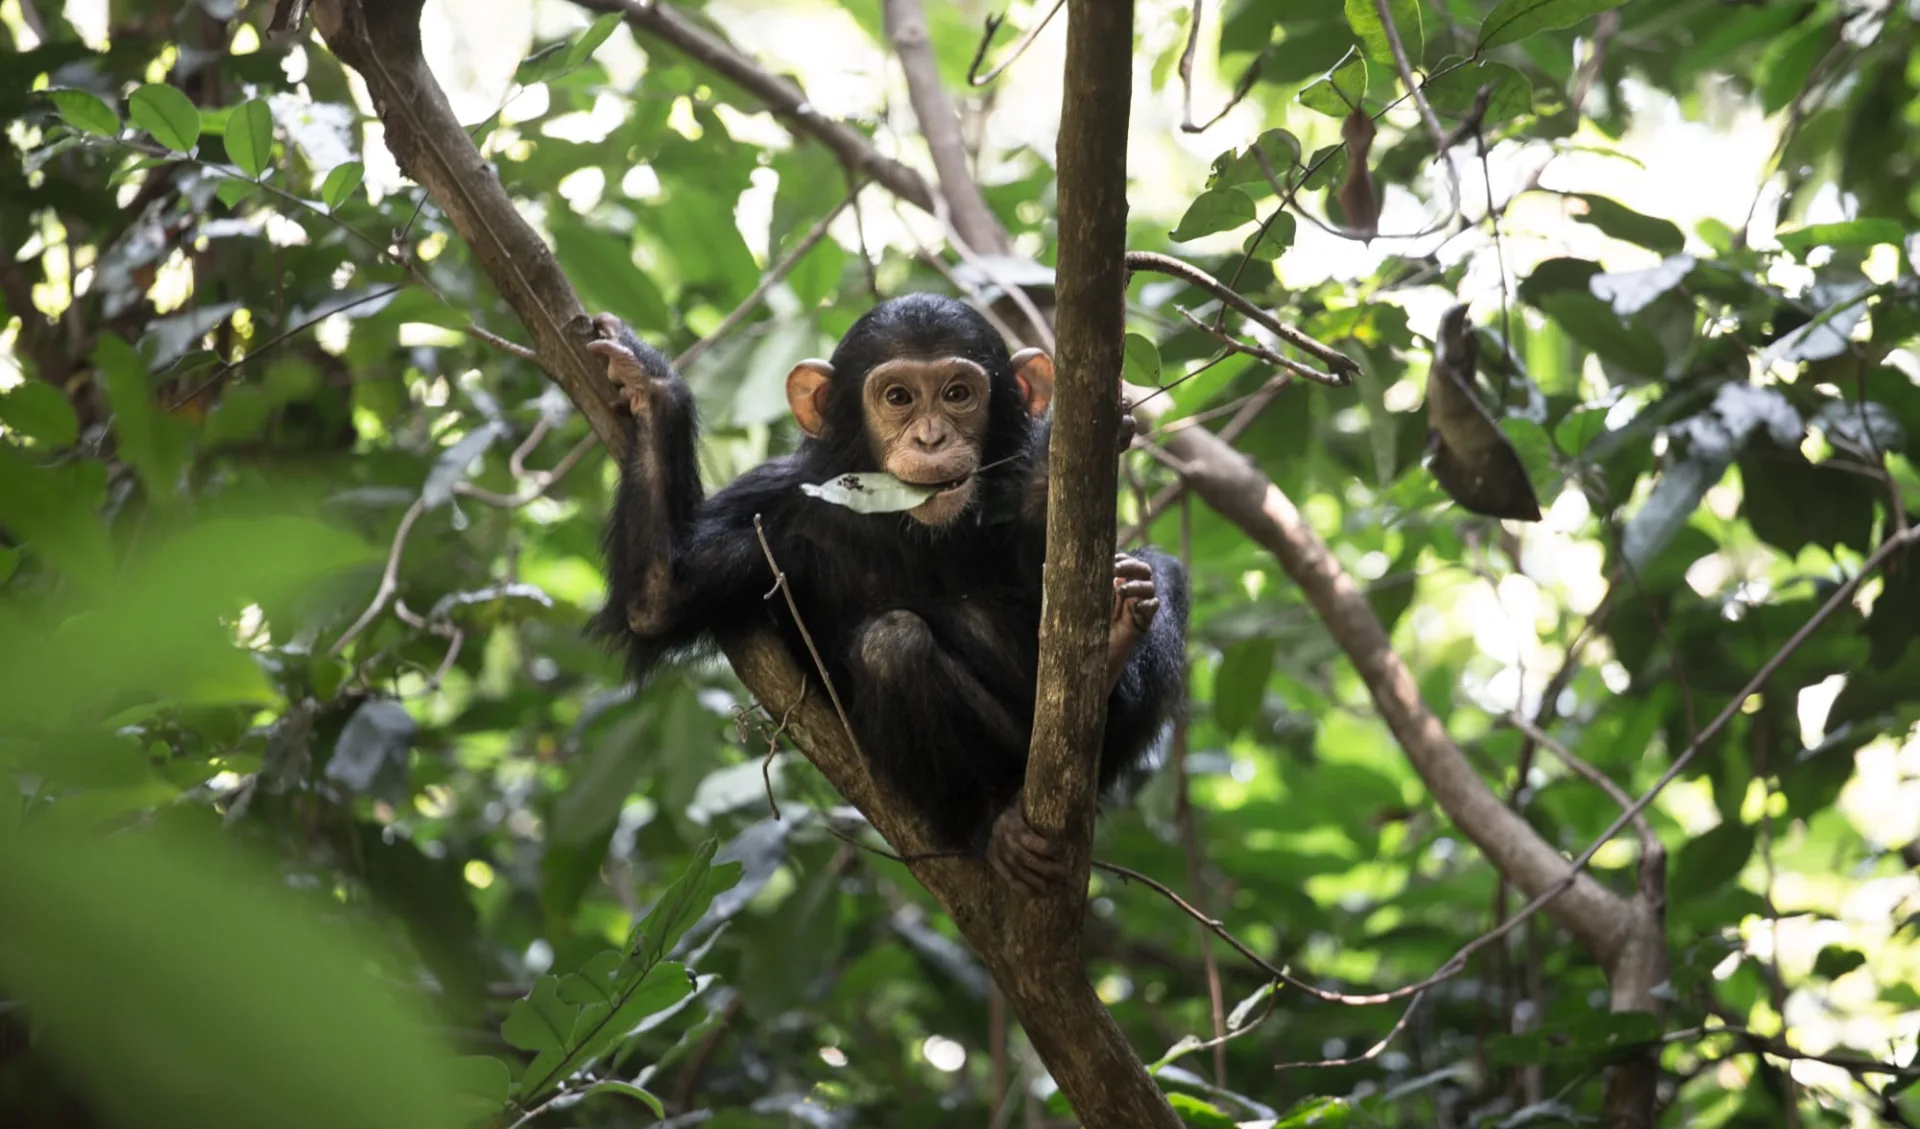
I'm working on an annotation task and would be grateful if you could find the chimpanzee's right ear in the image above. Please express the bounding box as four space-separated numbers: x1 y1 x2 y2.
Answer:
786 360 834 439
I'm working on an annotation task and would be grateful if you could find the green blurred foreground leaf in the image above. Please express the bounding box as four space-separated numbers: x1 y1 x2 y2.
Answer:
0 821 465 1129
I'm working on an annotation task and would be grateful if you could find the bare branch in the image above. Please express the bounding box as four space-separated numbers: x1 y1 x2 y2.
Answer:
1124 251 1357 382
884 0 1012 256
572 0 935 214
967 0 1066 87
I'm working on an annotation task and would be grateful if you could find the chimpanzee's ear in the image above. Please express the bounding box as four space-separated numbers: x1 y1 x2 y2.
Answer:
786 360 834 438
1010 349 1054 418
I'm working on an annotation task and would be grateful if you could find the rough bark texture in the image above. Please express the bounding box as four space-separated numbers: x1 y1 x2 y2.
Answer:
310 3 1176 1125
1023 0 1132 863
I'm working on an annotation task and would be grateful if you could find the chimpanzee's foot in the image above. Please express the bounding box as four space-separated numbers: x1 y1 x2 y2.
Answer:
989 798 1069 894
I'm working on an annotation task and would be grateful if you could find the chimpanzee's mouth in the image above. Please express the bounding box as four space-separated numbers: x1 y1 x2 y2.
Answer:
907 474 971 495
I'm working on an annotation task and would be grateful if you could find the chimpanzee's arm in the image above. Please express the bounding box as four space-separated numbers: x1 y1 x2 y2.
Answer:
587 321 777 681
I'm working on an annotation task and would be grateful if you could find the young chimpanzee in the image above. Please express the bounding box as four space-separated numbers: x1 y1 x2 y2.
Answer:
587 293 1187 892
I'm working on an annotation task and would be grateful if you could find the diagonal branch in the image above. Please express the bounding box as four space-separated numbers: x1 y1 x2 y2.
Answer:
308 3 1187 1125
1125 387 1636 964
570 0 933 214
882 0 1011 256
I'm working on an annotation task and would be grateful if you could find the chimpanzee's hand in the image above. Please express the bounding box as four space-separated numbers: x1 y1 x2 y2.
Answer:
1116 397 1140 457
586 314 658 418
989 796 1069 894
1107 553 1159 685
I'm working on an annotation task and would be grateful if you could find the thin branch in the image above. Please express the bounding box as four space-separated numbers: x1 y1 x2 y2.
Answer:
884 0 1011 256
966 0 1066 87
1124 251 1356 382
1507 714 1654 853
1175 0 1262 133
573 0 935 213
1374 0 1444 149
753 515 862 763
677 184 862 372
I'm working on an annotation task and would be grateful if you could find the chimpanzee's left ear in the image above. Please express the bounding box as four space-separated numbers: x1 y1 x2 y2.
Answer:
1010 349 1054 418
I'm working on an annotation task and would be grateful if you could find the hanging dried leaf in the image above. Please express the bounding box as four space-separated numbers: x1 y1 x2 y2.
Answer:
1336 108 1379 241
1424 305 1542 521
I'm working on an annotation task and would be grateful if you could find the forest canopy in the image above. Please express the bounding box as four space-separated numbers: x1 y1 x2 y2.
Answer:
2 0 1919 1127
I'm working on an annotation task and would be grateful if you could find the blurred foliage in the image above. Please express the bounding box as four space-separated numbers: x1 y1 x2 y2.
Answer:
2 0 1919 1127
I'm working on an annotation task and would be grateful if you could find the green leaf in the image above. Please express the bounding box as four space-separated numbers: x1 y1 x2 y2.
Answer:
630 837 741 967
47 88 119 137
1478 0 1625 50
1777 219 1906 254
801 472 937 514
1812 945 1866 981
1277 1096 1353 1127
1299 47 1368 117
95 334 187 500
215 178 258 208
1213 638 1275 738
1669 821 1756 904
320 162 365 210
128 83 202 153
448 1055 512 1122
1343 0 1422 69
224 98 273 177
1554 406 1608 457
0 821 466 1129
785 237 846 308
561 12 624 73
1243 212 1297 261
1167 1093 1235 1128
1569 193 1685 255
1535 292 1665 377
578 1080 664 1118
1123 333 1162 385
0 381 80 448
1169 187 1257 242
1420 60 1533 125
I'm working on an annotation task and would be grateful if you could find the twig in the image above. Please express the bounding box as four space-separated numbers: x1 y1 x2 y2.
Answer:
1374 0 1444 150
466 321 538 362
966 0 1066 87
933 192 1051 352
1275 993 1425 1072
1175 0 1263 133
1665 1025 1920 1079
677 184 862 372
885 0 1011 256
576 0 936 214
1124 251 1356 381
330 496 428 655
1176 307 1326 385
1507 714 1654 852
1169 496 1226 1086
1545 523 1920 893
753 515 862 760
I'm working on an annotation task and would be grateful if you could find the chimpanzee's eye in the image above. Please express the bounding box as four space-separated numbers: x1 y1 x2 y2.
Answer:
943 383 972 404
884 385 912 407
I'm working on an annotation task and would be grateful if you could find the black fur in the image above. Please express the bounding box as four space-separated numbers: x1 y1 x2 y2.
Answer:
592 293 1188 851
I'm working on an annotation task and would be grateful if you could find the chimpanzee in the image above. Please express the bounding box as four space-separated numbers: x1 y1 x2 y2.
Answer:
587 293 1188 892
